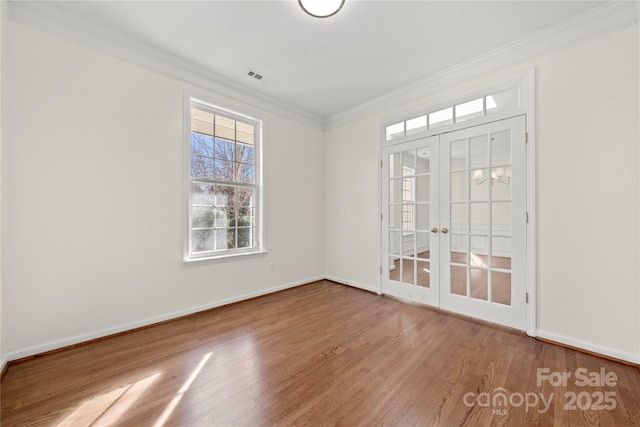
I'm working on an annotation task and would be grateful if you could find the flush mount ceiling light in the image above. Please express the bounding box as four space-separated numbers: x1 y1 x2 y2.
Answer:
298 0 345 18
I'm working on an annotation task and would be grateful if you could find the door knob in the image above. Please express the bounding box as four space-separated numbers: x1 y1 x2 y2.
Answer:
441 227 449 234
431 227 438 233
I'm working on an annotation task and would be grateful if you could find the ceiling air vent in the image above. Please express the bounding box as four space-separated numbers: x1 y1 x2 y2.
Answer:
247 69 271 83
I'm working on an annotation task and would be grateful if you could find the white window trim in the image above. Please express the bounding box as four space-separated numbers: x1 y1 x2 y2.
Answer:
183 92 266 262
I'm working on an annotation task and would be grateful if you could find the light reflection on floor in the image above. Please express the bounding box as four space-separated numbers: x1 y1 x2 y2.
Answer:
56 372 160 427
152 352 211 427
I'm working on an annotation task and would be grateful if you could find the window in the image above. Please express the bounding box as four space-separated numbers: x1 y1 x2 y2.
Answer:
186 99 263 261
385 86 521 141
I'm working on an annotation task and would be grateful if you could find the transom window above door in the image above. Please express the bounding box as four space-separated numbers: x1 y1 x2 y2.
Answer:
385 87 520 141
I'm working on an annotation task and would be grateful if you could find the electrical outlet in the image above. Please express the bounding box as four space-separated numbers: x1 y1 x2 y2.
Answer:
270 263 276 273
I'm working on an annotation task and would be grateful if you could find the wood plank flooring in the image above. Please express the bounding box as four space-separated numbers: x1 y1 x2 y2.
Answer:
2 280 640 426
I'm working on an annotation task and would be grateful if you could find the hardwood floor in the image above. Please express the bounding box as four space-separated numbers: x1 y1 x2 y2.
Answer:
2 280 640 426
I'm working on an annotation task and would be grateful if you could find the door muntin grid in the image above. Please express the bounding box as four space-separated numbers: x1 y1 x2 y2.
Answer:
388 147 432 288
449 129 513 305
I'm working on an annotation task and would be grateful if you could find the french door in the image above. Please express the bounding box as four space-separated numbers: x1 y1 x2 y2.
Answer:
381 116 527 330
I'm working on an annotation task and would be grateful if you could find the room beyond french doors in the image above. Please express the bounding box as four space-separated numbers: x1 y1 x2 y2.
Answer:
381 116 527 330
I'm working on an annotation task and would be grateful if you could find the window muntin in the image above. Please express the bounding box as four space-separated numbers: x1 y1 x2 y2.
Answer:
385 87 521 141
187 100 262 260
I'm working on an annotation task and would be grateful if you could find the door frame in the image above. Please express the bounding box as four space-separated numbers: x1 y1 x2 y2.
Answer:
378 69 536 337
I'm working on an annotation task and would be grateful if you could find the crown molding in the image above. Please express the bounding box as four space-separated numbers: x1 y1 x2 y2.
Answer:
6 0 325 129
326 1 639 130
5 1 638 131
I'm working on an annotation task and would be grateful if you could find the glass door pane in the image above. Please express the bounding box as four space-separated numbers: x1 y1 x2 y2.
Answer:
381 136 439 306
439 116 527 331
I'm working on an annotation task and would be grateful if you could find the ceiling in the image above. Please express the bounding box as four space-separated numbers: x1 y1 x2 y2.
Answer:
14 1 605 119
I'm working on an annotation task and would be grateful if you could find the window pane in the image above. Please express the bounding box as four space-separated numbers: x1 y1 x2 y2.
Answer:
486 87 519 112
491 130 511 165
192 183 215 205
237 163 255 184
215 185 236 207
214 229 228 251
237 208 254 226
470 202 489 235
470 268 488 300
214 159 235 182
214 138 235 161
451 203 468 233
190 133 213 157
227 228 237 249
192 230 214 252
470 169 489 201
451 266 467 296
236 143 254 164
416 175 430 202
236 121 255 145
492 202 511 236
450 139 467 170
416 204 430 231
469 135 488 168
406 115 427 135
215 115 235 140
401 259 415 285
386 122 404 140
492 237 512 269
417 260 430 288
237 228 253 248
491 167 511 200
389 256 400 281
429 107 453 129
191 107 213 136
451 172 468 201
470 236 488 261
389 153 402 178
402 204 414 231
215 208 231 228
416 148 430 174
455 98 484 122
237 188 255 207
402 151 415 172
192 207 214 228
492 271 511 305
191 155 213 179
402 177 414 202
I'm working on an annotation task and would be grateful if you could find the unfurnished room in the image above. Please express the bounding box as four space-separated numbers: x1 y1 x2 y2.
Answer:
0 0 639 426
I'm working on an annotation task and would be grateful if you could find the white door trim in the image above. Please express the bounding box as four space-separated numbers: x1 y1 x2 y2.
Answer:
378 69 537 337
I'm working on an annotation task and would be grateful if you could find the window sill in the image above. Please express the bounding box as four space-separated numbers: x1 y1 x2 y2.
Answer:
184 250 268 265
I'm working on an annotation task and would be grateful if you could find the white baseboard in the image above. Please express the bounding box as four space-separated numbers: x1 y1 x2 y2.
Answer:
7 278 637 367
1 352 8 374
324 275 380 295
7 276 323 362
536 329 640 365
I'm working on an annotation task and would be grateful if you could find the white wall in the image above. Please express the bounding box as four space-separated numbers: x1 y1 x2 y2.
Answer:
534 25 639 362
324 116 380 292
0 1 6 371
2 21 325 359
325 26 640 362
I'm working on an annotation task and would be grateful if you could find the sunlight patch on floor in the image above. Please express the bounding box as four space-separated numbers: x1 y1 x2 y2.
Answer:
56 372 161 427
152 352 212 427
